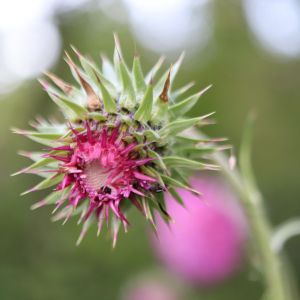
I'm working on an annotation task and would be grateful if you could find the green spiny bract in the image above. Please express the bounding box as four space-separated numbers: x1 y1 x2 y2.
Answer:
12 34 223 247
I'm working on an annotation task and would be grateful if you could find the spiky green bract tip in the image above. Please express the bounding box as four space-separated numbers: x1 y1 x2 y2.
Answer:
12 35 224 247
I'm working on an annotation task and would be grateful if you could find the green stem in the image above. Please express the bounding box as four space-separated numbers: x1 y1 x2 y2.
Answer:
190 129 296 300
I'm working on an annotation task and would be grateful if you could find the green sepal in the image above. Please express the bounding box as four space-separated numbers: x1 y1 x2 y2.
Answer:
21 173 65 195
171 82 195 102
97 78 118 114
145 55 165 84
101 54 117 86
139 165 157 181
146 166 164 186
168 187 184 206
161 174 200 195
31 186 72 210
76 210 95 246
154 52 184 93
150 97 169 126
47 92 88 122
144 130 160 142
157 117 201 147
79 55 117 99
134 83 153 123
12 129 66 147
12 157 58 176
152 192 170 225
106 122 117 128
181 148 216 158
132 132 144 143
33 124 67 134
18 151 46 162
133 54 147 103
138 149 147 158
42 73 86 107
12 130 64 141
121 115 134 126
171 168 191 188
87 112 107 122
119 60 136 111
132 143 146 151
52 200 87 223
162 157 208 170
122 136 134 143
147 149 167 171
168 93 201 121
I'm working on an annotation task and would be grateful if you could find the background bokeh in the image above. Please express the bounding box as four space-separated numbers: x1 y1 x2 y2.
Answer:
1 0 300 299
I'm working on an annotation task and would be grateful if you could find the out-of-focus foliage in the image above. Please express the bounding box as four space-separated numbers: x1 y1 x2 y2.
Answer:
1 1 300 300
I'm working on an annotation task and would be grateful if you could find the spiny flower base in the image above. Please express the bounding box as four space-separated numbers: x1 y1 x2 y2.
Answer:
12 34 229 247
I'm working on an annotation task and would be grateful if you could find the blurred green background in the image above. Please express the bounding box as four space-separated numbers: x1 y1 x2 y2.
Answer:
0 1 300 299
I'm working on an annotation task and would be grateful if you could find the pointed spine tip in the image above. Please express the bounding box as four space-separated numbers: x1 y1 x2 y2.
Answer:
21 188 36 196
150 75 153 86
200 111 216 120
100 52 108 62
134 42 138 58
11 168 28 176
198 84 212 97
157 55 165 69
38 78 49 89
178 51 185 65
70 45 82 58
113 32 120 48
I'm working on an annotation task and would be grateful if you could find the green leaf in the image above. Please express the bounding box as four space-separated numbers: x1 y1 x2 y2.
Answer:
168 187 184 206
119 60 136 111
80 55 117 99
134 83 153 123
157 117 201 147
144 130 160 142
47 92 88 121
133 52 147 103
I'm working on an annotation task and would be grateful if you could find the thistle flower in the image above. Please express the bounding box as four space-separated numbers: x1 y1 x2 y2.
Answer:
12 34 225 246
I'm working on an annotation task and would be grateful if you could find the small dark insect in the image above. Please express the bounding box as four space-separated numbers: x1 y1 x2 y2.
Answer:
100 186 112 194
150 183 164 193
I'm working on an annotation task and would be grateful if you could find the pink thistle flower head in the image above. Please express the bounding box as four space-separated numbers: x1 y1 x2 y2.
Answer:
12 35 227 246
151 175 248 286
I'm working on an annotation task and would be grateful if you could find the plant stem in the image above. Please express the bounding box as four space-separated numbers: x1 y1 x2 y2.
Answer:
190 129 297 300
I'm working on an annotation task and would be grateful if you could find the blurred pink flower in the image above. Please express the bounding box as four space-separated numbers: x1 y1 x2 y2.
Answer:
151 175 248 286
122 270 182 300
123 281 180 300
